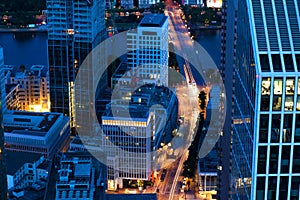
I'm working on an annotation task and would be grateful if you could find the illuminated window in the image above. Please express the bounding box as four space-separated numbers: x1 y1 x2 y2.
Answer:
285 96 294 111
262 78 271 93
286 78 295 95
297 78 300 111
260 78 271 111
273 78 283 110
274 78 283 95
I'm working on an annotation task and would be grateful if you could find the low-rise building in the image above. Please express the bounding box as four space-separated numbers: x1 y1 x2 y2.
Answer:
3 111 70 157
5 84 20 111
5 151 50 200
3 64 50 112
55 152 107 200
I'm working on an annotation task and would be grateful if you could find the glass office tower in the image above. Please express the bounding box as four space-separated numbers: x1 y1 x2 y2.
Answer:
218 0 237 199
47 0 106 127
223 0 300 199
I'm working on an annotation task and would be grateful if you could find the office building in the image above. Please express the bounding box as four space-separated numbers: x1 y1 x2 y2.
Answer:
183 0 203 6
206 0 222 8
198 86 222 197
120 0 134 8
217 0 236 198
47 0 107 127
127 14 169 87
69 135 103 153
221 0 300 199
0 46 7 200
3 65 50 112
119 0 159 8
138 0 159 8
5 152 48 190
3 111 70 157
102 84 178 189
183 0 222 7
54 152 107 200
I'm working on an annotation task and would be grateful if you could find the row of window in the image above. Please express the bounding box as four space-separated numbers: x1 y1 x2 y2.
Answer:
260 54 300 72
256 176 300 200
261 77 300 111
257 145 300 174
259 114 300 143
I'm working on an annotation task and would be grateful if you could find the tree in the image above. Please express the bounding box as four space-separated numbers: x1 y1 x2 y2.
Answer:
198 91 207 110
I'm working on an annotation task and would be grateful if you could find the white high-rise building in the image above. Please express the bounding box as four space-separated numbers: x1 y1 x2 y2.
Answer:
127 14 169 87
102 85 178 189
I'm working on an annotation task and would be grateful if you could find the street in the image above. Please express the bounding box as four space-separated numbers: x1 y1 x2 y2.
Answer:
156 0 204 200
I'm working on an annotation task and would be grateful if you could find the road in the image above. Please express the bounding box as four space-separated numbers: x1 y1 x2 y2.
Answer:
156 0 203 200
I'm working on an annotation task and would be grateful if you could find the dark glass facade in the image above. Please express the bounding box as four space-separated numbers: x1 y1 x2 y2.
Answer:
47 0 107 127
221 0 300 199
218 0 237 198
230 0 256 198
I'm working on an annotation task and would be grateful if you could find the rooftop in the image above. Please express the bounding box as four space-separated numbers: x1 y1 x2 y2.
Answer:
75 163 91 177
5 151 43 175
139 14 167 27
4 111 62 136
103 84 176 120
3 64 48 79
9 186 46 200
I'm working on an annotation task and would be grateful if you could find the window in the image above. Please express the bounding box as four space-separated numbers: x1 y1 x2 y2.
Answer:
274 78 283 94
272 54 282 72
281 146 290 173
256 177 265 199
269 146 279 174
285 96 294 111
283 54 294 72
286 78 295 94
257 146 267 174
297 78 300 110
271 114 280 143
262 78 271 94
293 146 300 173
284 78 295 111
283 114 292 142
259 114 269 143
267 177 277 199
261 78 271 111
273 78 283 110
279 176 289 199
295 54 300 71
291 176 300 199
295 115 300 142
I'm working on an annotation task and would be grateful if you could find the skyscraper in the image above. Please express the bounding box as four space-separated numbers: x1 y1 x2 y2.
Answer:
47 0 106 127
222 0 300 199
0 46 7 200
218 0 237 199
